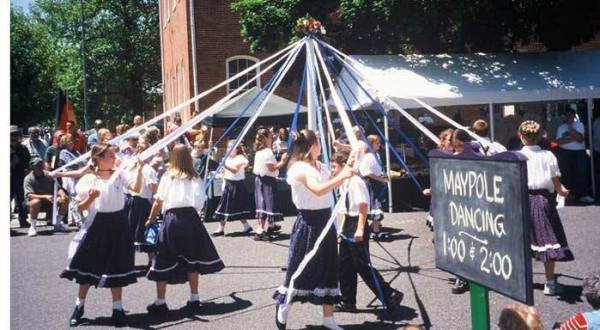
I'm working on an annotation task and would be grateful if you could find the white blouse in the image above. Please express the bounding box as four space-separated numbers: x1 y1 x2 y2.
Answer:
338 176 370 217
155 174 207 213
253 148 278 177
223 154 248 181
130 165 158 200
286 161 334 210
76 172 130 213
519 145 561 192
359 152 383 177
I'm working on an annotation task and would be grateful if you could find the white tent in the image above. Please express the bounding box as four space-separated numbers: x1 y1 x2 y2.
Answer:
211 87 307 118
335 50 600 109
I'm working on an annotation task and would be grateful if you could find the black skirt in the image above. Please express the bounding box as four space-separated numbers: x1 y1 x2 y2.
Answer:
364 177 385 221
147 207 225 284
60 209 137 288
528 189 574 262
254 175 283 222
213 179 252 221
128 196 154 253
273 208 341 305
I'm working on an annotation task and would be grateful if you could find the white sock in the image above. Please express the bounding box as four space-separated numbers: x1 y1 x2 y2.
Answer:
112 300 123 311
154 298 166 305
29 218 36 227
256 227 264 234
75 298 85 307
189 293 199 302
323 316 343 330
215 224 224 233
277 304 290 324
243 223 251 231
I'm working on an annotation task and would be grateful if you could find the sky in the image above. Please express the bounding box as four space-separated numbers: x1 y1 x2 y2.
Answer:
11 0 33 13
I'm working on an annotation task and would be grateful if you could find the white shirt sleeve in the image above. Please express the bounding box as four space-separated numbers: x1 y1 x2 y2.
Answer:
349 178 369 206
548 153 561 178
155 175 171 201
75 174 96 202
193 177 207 212
286 162 304 186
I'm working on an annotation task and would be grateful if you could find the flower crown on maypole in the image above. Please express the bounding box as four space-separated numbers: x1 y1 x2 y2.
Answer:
294 15 326 36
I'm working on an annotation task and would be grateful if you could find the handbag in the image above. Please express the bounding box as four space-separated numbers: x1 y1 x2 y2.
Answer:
144 223 160 245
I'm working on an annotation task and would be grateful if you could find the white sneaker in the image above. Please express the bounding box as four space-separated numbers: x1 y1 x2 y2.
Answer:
544 281 563 296
323 317 344 330
28 226 37 237
579 196 595 204
54 223 71 232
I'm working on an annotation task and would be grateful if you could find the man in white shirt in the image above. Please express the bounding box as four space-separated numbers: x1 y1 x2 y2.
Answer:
556 108 594 204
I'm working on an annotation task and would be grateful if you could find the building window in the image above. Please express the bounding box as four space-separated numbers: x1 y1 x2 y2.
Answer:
226 56 260 94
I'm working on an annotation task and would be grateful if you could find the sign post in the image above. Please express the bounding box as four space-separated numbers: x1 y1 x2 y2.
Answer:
429 150 533 329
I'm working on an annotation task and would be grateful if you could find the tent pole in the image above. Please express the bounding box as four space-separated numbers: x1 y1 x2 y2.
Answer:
587 98 596 198
306 41 316 130
384 113 393 213
489 102 495 141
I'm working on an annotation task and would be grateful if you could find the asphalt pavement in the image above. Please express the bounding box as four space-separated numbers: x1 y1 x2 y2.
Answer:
10 206 600 329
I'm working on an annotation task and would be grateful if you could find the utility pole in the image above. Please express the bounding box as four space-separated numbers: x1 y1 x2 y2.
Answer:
80 0 89 130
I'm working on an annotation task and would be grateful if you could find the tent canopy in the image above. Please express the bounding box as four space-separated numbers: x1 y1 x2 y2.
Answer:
211 87 307 118
334 50 600 109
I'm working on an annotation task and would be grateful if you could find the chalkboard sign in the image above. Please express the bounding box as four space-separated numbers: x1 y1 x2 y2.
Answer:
429 151 533 305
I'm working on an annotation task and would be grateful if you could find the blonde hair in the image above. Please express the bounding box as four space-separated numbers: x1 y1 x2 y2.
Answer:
498 304 542 330
90 143 112 172
519 120 541 144
166 144 198 180
438 128 455 149
367 134 380 146
97 128 112 143
59 134 75 148
254 128 271 151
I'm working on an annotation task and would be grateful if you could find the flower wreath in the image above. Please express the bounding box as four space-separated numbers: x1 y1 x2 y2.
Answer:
294 15 326 36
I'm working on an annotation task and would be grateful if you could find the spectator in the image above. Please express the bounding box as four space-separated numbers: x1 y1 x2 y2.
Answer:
23 157 70 236
58 135 88 227
115 123 130 136
87 119 105 149
498 304 543 330
23 126 48 159
132 115 143 128
10 125 31 227
273 127 289 159
556 108 594 204
559 271 600 329
97 128 113 144
65 120 87 153
471 119 507 155
119 134 138 160
44 129 66 171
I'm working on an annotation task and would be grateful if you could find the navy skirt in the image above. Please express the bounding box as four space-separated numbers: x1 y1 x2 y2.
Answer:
213 179 252 221
60 209 137 288
364 177 385 221
128 196 154 253
528 189 574 263
273 208 341 305
255 175 283 223
147 207 225 284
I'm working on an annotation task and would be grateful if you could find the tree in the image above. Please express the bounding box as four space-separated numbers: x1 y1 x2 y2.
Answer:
231 0 600 54
11 0 162 129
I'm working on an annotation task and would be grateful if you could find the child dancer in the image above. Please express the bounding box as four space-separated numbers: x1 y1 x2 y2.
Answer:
358 135 388 240
212 139 252 236
517 120 574 295
127 143 158 264
253 129 288 241
331 152 404 313
145 145 225 313
273 129 353 330
60 143 143 327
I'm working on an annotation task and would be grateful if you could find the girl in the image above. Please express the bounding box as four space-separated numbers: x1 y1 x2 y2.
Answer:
517 120 573 296
212 140 253 236
145 145 224 313
60 143 143 327
358 135 388 240
273 129 353 330
253 129 288 241
127 143 159 263
423 128 454 231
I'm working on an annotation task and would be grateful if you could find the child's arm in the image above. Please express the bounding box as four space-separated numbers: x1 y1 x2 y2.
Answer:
52 164 92 179
354 202 368 242
552 177 569 197
145 198 163 227
300 166 354 197
77 188 99 211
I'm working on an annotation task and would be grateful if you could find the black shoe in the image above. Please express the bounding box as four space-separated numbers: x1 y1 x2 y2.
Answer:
69 305 84 327
211 231 225 237
275 304 286 330
254 232 271 241
451 279 469 294
185 300 202 313
333 302 357 313
146 302 169 315
241 227 253 235
111 309 127 327
19 220 29 228
385 290 404 312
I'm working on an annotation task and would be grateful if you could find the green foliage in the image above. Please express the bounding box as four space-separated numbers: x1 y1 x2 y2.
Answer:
11 0 161 129
232 0 600 54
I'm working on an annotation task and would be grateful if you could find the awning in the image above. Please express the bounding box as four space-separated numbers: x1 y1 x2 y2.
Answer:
211 87 307 118
334 51 600 109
